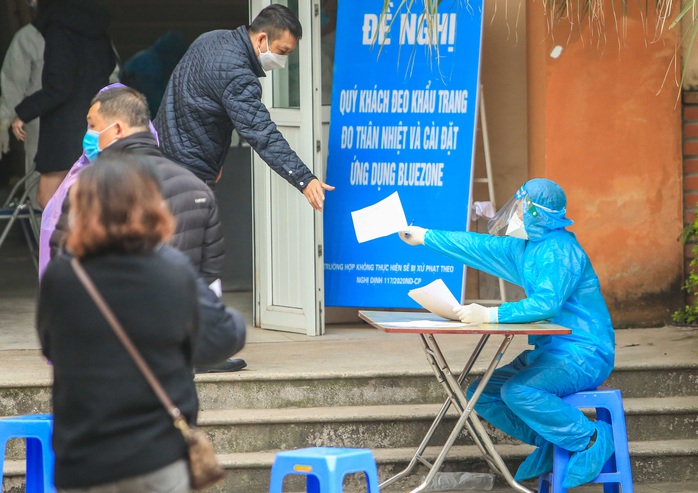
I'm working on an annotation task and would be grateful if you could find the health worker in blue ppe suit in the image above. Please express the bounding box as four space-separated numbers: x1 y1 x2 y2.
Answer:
398 178 616 488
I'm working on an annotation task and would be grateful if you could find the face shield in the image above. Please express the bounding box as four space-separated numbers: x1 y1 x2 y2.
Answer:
488 185 571 239
487 187 539 237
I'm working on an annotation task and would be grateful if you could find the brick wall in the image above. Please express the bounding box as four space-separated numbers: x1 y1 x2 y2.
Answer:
682 94 698 305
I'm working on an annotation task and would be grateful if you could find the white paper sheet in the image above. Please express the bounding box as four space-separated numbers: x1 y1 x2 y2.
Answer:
351 192 408 243
408 279 461 320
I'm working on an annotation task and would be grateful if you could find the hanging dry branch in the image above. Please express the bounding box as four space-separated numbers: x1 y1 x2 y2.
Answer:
376 0 696 93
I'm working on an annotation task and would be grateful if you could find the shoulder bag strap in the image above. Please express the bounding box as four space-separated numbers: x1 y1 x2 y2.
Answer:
70 257 190 431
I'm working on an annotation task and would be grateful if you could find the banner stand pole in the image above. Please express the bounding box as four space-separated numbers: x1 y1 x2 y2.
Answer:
465 85 507 305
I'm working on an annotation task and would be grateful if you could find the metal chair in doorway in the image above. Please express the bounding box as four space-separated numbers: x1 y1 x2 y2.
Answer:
0 169 41 270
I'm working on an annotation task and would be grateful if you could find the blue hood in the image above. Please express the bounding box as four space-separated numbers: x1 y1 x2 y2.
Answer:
521 178 574 242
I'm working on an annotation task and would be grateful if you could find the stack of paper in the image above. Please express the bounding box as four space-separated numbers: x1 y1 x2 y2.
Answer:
408 279 461 320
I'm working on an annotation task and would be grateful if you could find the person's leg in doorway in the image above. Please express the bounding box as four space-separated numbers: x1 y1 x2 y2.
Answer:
23 120 40 209
37 170 68 209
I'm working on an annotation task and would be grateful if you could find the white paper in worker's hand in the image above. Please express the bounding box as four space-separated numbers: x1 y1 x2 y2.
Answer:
351 192 408 243
408 279 461 320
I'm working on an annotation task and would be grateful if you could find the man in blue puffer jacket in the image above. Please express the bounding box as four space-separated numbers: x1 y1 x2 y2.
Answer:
155 4 333 210
399 178 616 489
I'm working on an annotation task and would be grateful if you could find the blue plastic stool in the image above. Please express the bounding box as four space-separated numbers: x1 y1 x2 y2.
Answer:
538 388 633 493
269 447 380 493
0 414 55 493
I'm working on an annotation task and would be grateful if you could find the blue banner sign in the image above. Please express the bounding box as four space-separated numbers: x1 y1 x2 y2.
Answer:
324 0 484 308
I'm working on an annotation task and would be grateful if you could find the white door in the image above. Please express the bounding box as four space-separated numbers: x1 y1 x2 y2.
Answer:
250 0 325 335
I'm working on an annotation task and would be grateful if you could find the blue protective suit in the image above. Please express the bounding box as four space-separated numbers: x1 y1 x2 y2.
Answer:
422 179 615 482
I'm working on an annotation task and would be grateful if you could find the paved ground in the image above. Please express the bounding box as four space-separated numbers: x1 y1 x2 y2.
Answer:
483 484 698 493
2 229 697 384
2 229 698 493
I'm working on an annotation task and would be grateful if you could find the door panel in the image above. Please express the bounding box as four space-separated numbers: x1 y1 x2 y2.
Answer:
251 0 324 335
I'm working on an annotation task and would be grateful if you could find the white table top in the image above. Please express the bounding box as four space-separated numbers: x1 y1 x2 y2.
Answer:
359 310 571 335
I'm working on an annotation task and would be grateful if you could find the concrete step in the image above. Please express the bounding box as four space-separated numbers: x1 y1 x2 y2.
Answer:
0 385 51 417
152 439 698 492
194 372 445 411
3 396 696 461
1 364 696 416
604 366 698 399
8 440 694 493
621 396 698 442
194 396 698 455
195 364 698 411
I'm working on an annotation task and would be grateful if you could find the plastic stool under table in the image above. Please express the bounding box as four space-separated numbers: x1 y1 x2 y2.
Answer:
538 388 634 493
0 414 55 493
269 447 380 493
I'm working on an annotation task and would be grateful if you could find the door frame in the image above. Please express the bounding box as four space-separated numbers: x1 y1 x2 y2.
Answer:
250 0 325 336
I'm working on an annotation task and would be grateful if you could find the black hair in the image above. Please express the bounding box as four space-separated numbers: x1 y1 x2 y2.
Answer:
91 86 151 129
249 4 302 42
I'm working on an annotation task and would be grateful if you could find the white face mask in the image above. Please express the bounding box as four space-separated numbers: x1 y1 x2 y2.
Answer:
259 36 288 71
505 213 528 240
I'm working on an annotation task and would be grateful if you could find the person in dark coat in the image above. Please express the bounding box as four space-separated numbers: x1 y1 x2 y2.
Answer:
38 157 202 491
120 31 189 117
12 0 116 208
50 86 225 283
155 4 334 211
50 86 247 373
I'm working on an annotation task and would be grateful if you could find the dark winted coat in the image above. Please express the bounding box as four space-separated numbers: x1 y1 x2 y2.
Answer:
50 132 225 283
154 26 316 189
15 0 115 173
38 250 199 488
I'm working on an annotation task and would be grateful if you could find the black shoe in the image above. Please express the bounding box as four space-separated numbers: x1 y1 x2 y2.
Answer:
194 358 247 374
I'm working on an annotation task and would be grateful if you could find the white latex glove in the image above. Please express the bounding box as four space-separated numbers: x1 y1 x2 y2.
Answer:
453 303 499 324
398 226 427 246
0 120 10 157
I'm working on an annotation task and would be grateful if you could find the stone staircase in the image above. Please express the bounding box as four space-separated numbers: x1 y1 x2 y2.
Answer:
2 356 697 492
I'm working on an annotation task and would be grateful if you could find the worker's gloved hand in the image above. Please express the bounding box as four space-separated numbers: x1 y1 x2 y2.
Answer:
398 226 427 246
453 303 498 324
0 120 10 157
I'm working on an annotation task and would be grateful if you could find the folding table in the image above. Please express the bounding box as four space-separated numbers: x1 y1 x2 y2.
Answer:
358 310 571 493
